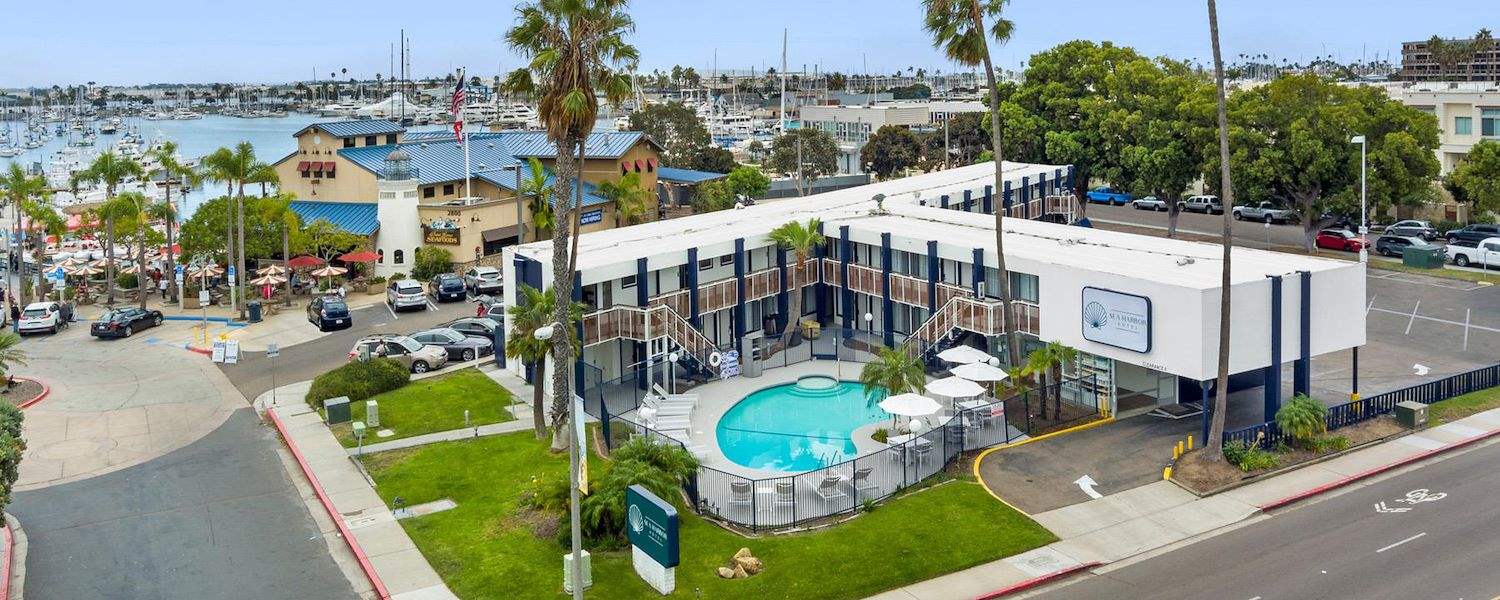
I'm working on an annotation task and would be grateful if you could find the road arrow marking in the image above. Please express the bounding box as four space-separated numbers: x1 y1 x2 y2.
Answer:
1374 501 1411 514
1413 363 1430 376
1073 475 1103 499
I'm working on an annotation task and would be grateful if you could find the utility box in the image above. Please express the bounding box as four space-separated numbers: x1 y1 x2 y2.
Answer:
563 550 593 593
324 396 352 424
1402 245 1445 269
351 421 367 440
365 400 380 427
1394 400 1428 429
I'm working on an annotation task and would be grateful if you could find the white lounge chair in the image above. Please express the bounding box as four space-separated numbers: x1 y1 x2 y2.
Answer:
772 481 795 511
807 474 849 508
729 480 753 510
849 467 879 497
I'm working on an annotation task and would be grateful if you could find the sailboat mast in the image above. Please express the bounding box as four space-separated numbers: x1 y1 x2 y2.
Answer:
779 29 787 135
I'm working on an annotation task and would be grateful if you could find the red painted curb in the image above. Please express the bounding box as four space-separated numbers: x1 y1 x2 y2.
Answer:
1258 426 1500 511
1 519 13 600
973 561 1102 600
12 377 49 410
267 408 392 600
187 346 212 356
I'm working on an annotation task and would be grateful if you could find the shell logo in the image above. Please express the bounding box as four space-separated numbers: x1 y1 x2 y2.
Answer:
1083 301 1110 330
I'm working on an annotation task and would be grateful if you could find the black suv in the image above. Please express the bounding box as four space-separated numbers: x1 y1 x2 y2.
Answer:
1446 223 1500 245
307 296 352 332
429 273 466 302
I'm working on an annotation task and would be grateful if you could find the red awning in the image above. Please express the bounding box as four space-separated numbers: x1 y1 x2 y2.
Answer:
620 161 629 175
337 250 380 263
287 255 325 268
647 157 657 172
323 161 336 172
296 161 311 172
634 159 644 172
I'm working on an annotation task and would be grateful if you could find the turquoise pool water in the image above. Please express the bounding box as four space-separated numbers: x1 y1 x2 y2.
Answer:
716 376 889 472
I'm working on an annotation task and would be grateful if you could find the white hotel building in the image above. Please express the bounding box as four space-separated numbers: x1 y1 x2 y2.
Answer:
502 161 1366 427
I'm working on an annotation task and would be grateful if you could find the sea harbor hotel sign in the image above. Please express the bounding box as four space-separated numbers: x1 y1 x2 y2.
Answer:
1081 286 1152 353
626 485 680 594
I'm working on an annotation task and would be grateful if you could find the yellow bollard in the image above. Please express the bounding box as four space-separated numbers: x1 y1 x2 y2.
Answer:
1163 466 1173 480
1173 445 1181 460
1176 440 1184 457
1187 435 1194 451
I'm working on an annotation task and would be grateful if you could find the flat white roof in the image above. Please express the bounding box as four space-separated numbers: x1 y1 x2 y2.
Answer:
516 161 1353 290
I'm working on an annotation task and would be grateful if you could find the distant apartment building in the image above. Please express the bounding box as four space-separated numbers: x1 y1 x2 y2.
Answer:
1384 83 1500 174
926 100 986 125
802 102 978 174
1400 37 1500 82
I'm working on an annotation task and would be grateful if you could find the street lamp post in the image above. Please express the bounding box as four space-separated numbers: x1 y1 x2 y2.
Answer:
668 351 679 395
1351 135 1368 263
534 322 585 600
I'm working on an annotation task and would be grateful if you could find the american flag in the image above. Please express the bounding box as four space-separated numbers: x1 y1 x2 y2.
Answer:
450 75 465 142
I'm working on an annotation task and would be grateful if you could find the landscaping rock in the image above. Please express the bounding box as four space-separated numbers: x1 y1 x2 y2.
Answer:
734 556 764 575
732 564 748 579
734 547 752 560
717 567 735 579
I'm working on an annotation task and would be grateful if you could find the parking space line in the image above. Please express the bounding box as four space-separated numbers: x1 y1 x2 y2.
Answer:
1404 301 1420 335
1375 532 1426 554
1366 296 1377 313
1369 306 1500 334
385 302 398 320
426 299 438 311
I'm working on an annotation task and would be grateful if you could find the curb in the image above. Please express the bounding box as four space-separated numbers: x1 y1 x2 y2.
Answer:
1 515 10 600
972 561 1102 600
12 377 49 410
1257 425 1500 511
267 408 392 600
973 417 1116 515
2 514 23 600
186 345 213 356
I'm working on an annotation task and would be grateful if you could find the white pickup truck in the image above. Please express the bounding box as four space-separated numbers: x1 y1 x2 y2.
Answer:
1445 236 1500 269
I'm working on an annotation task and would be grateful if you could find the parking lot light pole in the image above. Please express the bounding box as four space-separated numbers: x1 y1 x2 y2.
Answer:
1351 135 1368 263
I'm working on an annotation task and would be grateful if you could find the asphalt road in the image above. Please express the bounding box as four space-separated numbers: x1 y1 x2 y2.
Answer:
1027 438 1500 599
10 409 358 600
1082 201 1320 250
219 297 473 400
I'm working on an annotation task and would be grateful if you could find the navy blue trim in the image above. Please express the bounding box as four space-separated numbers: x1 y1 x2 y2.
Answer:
573 269 585 394
1295 270 1311 396
926 240 939 314
1003 181 1012 216
776 246 789 333
734 238 746 355
971 248 985 298
940 194 950 210
1021 176 1030 219
840 226 852 331
1267 275 1283 419
1038 172 1048 202
686 248 700 327
814 222 829 324
982 185 993 214
1054 168 1064 195
963 189 974 212
513 254 534 383
635 258 649 306
881 232 894 348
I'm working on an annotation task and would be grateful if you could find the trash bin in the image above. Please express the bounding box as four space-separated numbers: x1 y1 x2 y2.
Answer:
1402 245 1445 269
247 300 263 323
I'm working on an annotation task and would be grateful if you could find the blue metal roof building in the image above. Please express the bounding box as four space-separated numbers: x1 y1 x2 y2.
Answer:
336 129 661 186
295 120 405 139
475 170 610 207
289 201 380 235
658 167 729 184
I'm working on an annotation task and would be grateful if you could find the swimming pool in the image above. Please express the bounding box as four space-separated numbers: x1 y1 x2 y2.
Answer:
715 376 889 472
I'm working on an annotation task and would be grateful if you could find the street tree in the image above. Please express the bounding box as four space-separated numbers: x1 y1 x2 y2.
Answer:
860 125 923 180
766 128 838 196
725 165 771 200
1449 140 1500 218
72 151 145 304
1203 0 1237 463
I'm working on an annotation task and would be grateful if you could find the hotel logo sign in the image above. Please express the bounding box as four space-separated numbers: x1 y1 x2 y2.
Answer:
1081 287 1151 353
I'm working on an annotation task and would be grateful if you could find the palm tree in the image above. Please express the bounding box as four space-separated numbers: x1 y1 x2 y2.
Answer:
518 157 553 242
503 0 639 452
506 284 583 439
148 142 198 303
1022 345 1052 420
72 151 145 305
259 193 301 306
0 165 48 303
923 0 1021 369
860 346 927 413
247 162 279 197
766 219 826 348
1044 341 1077 420
0 330 27 378
200 142 259 318
1203 0 1237 462
597 171 651 228
114 191 155 310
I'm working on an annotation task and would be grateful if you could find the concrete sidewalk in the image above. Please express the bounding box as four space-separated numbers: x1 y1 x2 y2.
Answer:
869 408 1500 600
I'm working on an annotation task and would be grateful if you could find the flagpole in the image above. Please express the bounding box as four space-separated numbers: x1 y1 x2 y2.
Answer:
461 68 473 200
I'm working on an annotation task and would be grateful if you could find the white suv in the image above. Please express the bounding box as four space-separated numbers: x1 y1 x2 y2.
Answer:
464 266 503 295
18 301 66 334
386 279 427 312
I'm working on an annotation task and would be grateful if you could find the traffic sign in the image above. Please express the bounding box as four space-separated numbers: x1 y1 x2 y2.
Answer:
266 343 279 358
227 266 236 275
49 267 65 281
175 264 185 275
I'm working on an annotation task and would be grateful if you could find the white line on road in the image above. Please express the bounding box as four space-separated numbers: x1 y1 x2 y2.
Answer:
384 302 398 320
1366 296 1377 313
426 299 438 312
1405 301 1421 335
1369 306 1500 334
1465 309 1472 351
1376 532 1426 553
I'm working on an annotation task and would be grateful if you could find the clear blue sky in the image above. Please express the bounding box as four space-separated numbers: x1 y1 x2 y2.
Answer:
1 1 1486 87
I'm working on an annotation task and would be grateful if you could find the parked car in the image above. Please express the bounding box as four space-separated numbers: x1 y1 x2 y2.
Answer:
306 296 352 332
1130 196 1171 211
1314 229 1367 253
1233 201 1298 224
471 294 504 319
1085 186 1133 205
1445 237 1500 269
1180 195 1223 214
1385 219 1439 241
1374 235 1431 257
464 266 503 295
429 273 466 302
386 279 427 312
348 334 449 374
17 301 66 335
1445 223 1500 244
410 327 494 362
445 317 502 340
89 307 164 339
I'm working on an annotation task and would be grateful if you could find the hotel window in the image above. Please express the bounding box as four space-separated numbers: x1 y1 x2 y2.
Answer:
699 259 713 271
423 187 436 198
365 135 377 146
1455 116 1473 136
1010 272 1039 303
443 184 455 195
621 275 637 289
343 138 355 148
393 249 404 264
386 134 398 144
1483 108 1500 138
719 255 734 266
300 170 309 178
377 249 384 263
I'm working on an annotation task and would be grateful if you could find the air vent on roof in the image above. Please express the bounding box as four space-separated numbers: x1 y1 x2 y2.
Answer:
420 143 428 149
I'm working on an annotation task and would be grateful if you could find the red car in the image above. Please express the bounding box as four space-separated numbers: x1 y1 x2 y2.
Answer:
1315 229 1366 252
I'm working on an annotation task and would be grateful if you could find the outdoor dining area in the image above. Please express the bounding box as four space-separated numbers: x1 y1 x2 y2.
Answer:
879 346 1025 465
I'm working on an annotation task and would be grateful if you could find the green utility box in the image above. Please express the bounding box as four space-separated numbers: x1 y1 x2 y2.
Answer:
1394 400 1428 429
1402 245 1445 269
324 396 352 424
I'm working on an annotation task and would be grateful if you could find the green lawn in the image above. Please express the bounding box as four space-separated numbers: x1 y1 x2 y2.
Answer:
333 367 516 447
361 432 1057 599
1429 386 1500 425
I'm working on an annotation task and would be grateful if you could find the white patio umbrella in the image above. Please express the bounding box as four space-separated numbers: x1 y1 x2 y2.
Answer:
878 392 942 417
308 265 348 278
248 273 287 286
950 361 1010 382
937 345 994 365
926 376 985 399
256 264 288 276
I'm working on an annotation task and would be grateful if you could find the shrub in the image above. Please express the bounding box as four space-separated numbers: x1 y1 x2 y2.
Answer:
410 247 454 281
518 474 570 513
1224 441 1280 472
116 272 139 289
1275 394 1328 447
1307 435 1350 454
0 403 24 510
389 271 407 281
872 427 889 443
305 358 410 408
574 437 698 544
368 275 387 285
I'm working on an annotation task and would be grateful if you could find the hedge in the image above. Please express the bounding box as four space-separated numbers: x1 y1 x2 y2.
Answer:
305 358 410 409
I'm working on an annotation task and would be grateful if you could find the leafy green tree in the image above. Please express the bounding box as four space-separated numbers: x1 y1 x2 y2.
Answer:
682 143 737 174
860 125 923 180
626 101 711 166
766 128 838 196
294 218 366 263
410 246 454 281
504 0 638 452
257 193 301 303
506 284 584 439
859 345 927 407
691 180 735 213
766 219 826 347
923 0 1022 368
72 151 144 304
0 402 24 511
597 171 652 227
725 165 771 200
1450 140 1500 218
114 191 156 309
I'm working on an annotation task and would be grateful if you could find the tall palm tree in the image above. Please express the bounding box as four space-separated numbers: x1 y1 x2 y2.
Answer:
766 219 826 347
114 191 155 310
200 142 259 317
506 284 583 439
258 193 300 306
148 141 198 303
597 171 651 228
72 151 145 305
503 0 639 452
1 165 48 303
1203 0 1237 462
923 0 1021 368
247 162 279 197
517 157 553 242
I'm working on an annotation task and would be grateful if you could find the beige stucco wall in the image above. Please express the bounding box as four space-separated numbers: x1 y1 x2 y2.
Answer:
272 126 399 201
